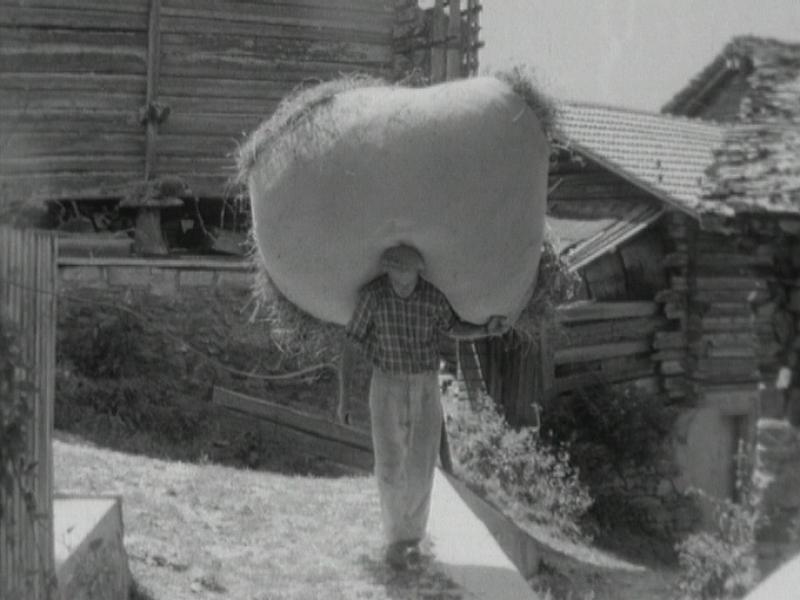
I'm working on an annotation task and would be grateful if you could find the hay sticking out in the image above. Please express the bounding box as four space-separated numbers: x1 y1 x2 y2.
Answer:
513 227 582 343
239 74 384 367
493 67 576 342
236 74 386 187
249 252 343 369
494 66 558 141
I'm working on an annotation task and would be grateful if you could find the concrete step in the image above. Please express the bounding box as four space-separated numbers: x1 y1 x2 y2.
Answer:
54 495 131 600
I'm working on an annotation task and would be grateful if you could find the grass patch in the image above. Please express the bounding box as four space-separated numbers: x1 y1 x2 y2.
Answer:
54 436 467 600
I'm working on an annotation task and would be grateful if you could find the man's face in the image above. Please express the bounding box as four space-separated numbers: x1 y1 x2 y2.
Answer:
387 265 418 298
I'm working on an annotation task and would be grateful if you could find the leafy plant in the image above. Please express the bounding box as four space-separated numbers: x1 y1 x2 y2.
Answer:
675 493 759 600
0 312 58 597
541 383 690 542
0 312 33 517
445 392 593 540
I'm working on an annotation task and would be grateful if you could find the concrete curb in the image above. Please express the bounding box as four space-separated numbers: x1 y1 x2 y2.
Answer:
428 469 541 600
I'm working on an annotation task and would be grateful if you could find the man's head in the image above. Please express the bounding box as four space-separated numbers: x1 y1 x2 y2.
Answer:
380 244 424 298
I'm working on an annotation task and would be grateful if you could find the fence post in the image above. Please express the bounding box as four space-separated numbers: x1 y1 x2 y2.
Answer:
0 226 57 599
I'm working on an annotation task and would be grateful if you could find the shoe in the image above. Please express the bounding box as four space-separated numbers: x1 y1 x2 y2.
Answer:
385 542 409 570
406 542 422 567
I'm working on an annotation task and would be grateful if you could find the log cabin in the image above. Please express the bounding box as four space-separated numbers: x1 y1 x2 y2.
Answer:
472 36 800 510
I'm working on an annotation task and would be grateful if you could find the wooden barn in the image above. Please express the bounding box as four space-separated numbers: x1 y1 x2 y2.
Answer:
469 36 800 506
661 35 800 429
460 101 744 503
0 0 481 250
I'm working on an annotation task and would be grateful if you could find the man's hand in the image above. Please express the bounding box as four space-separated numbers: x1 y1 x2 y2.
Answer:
486 315 510 337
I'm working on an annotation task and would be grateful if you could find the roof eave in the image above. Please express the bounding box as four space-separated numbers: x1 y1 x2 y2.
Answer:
558 139 703 221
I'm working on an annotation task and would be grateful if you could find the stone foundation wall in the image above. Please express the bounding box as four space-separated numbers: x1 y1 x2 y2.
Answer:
58 258 253 295
754 419 800 576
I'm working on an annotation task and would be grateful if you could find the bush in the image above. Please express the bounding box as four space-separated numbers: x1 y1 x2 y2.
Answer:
55 372 210 447
540 383 692 543
676 495 759 600
445 392 593 541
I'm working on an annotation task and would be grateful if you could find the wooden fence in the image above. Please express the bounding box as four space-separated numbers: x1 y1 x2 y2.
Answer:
0 226 57 599
476 301 667 426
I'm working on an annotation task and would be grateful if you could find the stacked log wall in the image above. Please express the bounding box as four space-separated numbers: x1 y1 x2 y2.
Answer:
0 0 150 205
552 301 665 398
743 216 800 421
0 0 400 207
155 0 397 197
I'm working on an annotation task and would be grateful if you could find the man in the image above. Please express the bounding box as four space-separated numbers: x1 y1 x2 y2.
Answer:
340 244 508 569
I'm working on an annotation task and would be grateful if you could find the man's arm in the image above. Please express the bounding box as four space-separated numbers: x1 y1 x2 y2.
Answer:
344 288 374 353
445 316 509 341
338 289 374 424
435 289 510 340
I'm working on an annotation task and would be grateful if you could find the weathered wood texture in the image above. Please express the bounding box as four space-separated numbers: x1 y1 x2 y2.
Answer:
659 212 775 411
0 0 398 204
0 226 57 600
653 212 693 399
479 300 665 425
0 0 149 203
212 385 373 470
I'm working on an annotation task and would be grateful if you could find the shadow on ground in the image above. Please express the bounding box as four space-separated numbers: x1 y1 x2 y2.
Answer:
54 420 363 480
358 553 464 600
129 578 158 600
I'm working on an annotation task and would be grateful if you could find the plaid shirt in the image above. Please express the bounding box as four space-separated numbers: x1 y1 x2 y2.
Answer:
345 275 456 374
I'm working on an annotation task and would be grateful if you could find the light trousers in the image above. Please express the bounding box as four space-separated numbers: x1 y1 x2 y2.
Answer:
369 368 442 545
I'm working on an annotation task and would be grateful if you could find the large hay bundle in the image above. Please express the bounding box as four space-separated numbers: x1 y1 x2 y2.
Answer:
239 76 551 326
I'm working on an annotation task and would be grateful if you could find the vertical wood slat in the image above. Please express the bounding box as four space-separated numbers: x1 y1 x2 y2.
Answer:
463 0 481 76
430 0 446 83
22 228 32 596
144 0 162 180
445 0 461 80
0 226 57 600
1 229 9 598
539 328 555 407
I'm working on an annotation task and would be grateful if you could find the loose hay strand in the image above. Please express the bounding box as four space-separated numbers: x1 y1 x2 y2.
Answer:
513 226 581 344
236 74 386 187
248 246 343 369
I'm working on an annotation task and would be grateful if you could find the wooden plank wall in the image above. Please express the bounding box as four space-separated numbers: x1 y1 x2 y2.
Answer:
0 0 397 204
656 212 771 407
154 0 396 196
0 0 150 203
478 301 667 426
553 301 665 397
0 226 57 600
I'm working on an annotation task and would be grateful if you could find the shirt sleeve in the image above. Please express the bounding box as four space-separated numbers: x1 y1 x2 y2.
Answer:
345 288 374 346
436 291 458 332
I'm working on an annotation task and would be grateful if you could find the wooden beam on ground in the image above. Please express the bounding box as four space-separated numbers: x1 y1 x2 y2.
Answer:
212 385 372 452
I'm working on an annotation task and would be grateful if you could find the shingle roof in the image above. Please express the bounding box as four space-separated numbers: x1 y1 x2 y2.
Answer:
704 124 800 215
661 36 800 215
663 36 800 123
554 102 726 216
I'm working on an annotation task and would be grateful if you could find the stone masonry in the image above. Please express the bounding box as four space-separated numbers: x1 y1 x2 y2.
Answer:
754 418 800 577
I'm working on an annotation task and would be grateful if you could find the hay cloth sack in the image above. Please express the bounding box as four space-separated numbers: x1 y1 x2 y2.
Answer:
239 76 550 326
